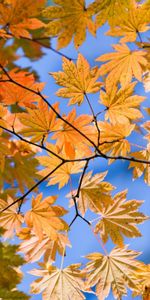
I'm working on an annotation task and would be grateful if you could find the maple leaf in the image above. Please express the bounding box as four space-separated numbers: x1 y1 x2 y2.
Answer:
106 0 150 42
98 121 135 160
0 28 11 39
143 120 150 142
0 68 45 108
0 135 12 172
52 109 94 159
18 229 70 264
0 196 23 239
51 54 102 105
30 263 87 299
96 43 147 92
85 246 142 300
18 101 61 142
100 82 145 124
42 0 96 49
129 145 150 185
88 0 131 28
0 140 40 193
69 171 115 216
0 0 46 38
37 143 84 188
25 193 68 241
94 189 148 247
0 104 8 135
132 264 150 300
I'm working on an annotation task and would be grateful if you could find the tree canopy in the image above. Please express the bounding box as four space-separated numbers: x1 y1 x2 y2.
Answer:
0 0 150 299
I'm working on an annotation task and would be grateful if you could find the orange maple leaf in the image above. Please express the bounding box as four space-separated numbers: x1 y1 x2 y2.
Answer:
0 68 44 108
25 193 68 241
0 0 46 38
18 100 61 142
100 82 145 124
37 143 85 188
0 196 23 239
52 108 94 159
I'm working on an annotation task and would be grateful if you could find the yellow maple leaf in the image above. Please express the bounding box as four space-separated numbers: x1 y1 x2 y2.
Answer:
100 82 145 124
85 246 142 300
18 100 61 142
25 193 68 241
0 0 46 38
129 145 150 185
98 121 134 161
94 189 148 246
42 0 96 49
132 264 150 300
30 263 87 299
0 196 23 239
96 43 147 92
69 171 115 216
51 54 102 105
37 143 84 188
18 230 70 263
106 0 150 42
88 0 130 28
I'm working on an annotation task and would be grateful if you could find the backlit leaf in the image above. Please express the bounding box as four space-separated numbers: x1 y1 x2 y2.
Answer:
51 54 102 105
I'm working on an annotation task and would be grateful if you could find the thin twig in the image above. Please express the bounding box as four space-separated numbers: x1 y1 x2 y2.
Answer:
84 92 101 147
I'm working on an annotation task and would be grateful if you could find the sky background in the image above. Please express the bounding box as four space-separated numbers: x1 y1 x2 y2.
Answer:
7 1 150 299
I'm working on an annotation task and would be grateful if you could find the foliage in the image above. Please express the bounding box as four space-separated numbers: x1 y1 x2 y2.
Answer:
0 228 30 299
0 0 150 299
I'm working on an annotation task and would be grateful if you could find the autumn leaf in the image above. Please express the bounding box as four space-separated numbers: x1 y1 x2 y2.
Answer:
98 122 135 161
129 145 150 185
51 54 102 105
25 193 68 241
100 82 145 124
52 109 94 159
0 135 12 172
0 196 23 239
30 263 88 299
88 0 131 28
69 171 115 216
143 120 150 142
106 0 150 42
0 0 46 38
18 229 70 264
132 264 150 300
18 101 61 142
37 143 84 188
42 0 96 49
94 189 148 246
85 246 142 300
96 43 147 92
0 68 45 108
0 140 40 193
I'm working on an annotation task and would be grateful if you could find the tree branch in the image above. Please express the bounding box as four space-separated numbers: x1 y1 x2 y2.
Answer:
1 65 150 167
0 161 65 214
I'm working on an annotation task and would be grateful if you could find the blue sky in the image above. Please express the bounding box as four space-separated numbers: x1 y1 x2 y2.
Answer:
11 7 150 300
